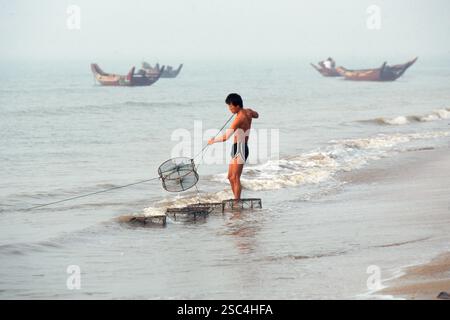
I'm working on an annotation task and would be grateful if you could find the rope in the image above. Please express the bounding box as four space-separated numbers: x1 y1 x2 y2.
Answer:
192 114 235 172
26 176 160 211
192 114 235 161
25 114 235 211
194 184 201 204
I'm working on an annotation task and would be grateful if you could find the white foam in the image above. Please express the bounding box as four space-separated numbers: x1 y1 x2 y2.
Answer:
380 116 409 125
142 207 166 217
138 189 234 217
419 108 450 122
211 130 450 191
134 130 450 217
369 108 450 125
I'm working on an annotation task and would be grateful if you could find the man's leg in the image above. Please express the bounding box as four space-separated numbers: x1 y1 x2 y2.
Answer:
228 164 236 197
234 163 244 200
228 158 244 200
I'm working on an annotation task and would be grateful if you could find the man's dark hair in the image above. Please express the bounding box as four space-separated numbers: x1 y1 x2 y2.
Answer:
225 93 243 108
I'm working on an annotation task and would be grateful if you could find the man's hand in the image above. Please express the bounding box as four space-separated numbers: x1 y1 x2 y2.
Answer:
208 132 230 144
247 108 259 119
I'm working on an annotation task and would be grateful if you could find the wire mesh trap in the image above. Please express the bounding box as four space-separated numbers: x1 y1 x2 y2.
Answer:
222 198 262 211
158 157 199 192
166 206 210 221
167 199 262 220
186 202 224 213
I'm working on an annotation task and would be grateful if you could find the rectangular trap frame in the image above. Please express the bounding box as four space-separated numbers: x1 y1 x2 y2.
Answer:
166 206 210 221
221 198 262 211
174 198 262 214
164 198 262 221
187 202 224 212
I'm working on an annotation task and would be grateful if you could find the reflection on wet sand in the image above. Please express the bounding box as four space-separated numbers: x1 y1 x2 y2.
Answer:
222 209 263 254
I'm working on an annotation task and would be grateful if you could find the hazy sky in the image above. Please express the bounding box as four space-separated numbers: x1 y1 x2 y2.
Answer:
1 0 449 62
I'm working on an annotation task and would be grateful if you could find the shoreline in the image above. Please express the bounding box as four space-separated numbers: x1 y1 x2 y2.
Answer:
379 252 450 300
337 145 450 300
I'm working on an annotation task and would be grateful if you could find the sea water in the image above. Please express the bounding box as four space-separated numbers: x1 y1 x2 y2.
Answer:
0 59 449 299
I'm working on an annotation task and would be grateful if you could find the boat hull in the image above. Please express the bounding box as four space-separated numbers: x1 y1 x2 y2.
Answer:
336 57 418 81
160 64 183 78
90 63 163 87
142 62 183 78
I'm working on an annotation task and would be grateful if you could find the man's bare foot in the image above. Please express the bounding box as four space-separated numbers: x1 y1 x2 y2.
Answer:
232 199 241 209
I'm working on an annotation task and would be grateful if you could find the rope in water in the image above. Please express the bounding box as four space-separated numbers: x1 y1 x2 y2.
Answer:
26 114 235 211
26 177 161 211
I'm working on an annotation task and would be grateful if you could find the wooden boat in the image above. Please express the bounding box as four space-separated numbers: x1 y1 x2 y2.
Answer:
161 64 183 78
141 62 183 78
90 63 164 86
336 57 418 81
140 62 161 76
310 63 341 77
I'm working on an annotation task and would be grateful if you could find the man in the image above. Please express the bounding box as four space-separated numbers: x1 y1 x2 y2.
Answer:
321 57 335 69
208 93 259 201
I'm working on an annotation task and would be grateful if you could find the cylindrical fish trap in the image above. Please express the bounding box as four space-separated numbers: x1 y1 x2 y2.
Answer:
158 157 199 192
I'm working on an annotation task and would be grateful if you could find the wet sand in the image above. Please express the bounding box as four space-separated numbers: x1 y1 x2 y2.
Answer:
381 252 450 300
339 146 450 300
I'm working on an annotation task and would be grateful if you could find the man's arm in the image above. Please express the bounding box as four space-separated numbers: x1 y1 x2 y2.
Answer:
208 118 240 144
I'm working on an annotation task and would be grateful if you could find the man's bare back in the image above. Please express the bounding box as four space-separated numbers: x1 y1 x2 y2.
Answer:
230 108 259 143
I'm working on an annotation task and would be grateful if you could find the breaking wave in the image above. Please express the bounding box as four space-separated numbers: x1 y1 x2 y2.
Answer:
360 108 450 126
134 189 234 218
212 130 450 191
136 129 449 217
